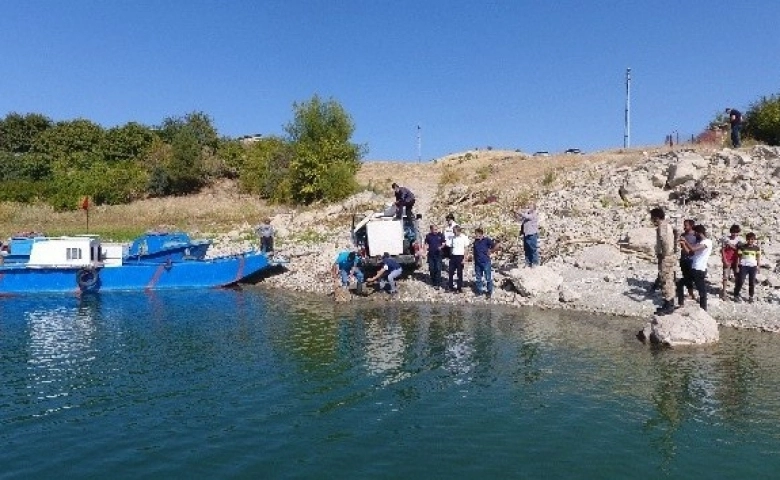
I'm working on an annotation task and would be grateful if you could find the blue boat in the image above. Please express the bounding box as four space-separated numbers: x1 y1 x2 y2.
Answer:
0 232 283 295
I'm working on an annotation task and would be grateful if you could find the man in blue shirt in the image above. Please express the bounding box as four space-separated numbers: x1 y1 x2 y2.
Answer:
726 107 742 148
391 183 416 220
471 227 498 298
424 224 446 289
332 249 365 293
367 252 403 296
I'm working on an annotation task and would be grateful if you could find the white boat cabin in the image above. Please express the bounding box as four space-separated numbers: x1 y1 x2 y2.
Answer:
28 236 103 268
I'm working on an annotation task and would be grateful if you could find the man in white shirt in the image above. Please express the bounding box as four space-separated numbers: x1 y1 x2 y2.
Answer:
442 213 458 259
678 225 713 311
447 225 469 293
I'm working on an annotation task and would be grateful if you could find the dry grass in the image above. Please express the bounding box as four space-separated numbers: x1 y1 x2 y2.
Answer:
0 181 278 241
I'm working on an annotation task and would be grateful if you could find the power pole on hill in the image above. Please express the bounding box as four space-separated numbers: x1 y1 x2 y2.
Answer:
624 68 631 149
417 124 422 162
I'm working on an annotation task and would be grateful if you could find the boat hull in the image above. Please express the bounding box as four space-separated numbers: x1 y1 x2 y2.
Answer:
0 252 272 295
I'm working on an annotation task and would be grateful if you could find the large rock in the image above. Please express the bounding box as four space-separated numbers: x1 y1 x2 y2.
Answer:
573 244 625 270
638 305 719 347
621 172 669 203
623 227 656 255
506 265 563 297
666 152 707 188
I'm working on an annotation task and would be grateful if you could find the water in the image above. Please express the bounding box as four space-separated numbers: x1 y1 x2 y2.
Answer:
2 290 780 479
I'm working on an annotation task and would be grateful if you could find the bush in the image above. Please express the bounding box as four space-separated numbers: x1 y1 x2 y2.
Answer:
285 95 365 204
744 94 780 146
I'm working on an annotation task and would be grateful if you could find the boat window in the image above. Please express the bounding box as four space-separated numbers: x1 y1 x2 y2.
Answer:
66 247 82 260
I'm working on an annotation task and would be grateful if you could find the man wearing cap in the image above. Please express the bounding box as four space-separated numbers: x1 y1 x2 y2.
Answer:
391 183 415 220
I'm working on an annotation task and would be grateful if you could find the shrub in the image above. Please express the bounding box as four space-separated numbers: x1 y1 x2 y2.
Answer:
744 94 780 145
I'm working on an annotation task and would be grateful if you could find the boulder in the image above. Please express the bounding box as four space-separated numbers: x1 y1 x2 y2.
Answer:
621 172 669 203
638 305 719 347
558 285 581 303
506 265 563 297
573 244 625 270
666 153 707 188
623 227 656 255
754 145 780 160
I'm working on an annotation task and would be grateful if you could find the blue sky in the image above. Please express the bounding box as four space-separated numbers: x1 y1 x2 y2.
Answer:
2 1 778 160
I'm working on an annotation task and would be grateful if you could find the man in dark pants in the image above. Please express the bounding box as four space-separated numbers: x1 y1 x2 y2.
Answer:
471 227 499 299
678 225 713 311
424 224 446 289
391 183 415 220
678 219 698 300
726 108 742 148
447 225 469 293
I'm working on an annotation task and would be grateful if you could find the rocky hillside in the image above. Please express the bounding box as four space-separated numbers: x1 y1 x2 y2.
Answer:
214 145 780 333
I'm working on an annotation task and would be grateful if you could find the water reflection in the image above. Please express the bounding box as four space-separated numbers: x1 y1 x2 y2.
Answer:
23 297 100 416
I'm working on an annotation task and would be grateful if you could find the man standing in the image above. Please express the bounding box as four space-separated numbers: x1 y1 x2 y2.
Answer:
442 213 458 259
678 225 713 311
424 224 446 289
472 227 498 299
391 183 416 220
448 225 469 293
678 219 698 300
367 252 403 296
725 108 743 148
332 249 365 294
516 204 539 267
255 217 275 253
650 207 676 315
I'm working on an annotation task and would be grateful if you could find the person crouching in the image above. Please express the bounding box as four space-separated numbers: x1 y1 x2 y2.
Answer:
367 253 403 296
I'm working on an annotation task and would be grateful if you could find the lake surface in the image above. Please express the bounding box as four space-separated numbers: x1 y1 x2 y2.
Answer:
2 289 780 479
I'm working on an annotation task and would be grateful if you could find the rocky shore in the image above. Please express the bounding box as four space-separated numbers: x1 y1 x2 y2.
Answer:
210 145 780 333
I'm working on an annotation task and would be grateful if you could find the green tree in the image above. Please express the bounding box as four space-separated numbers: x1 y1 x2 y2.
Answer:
285 95 365 204
240 136 293 202
744 94 780 146
167 129 204 194
31 118 106 164
158 111 219 150
0 112 53 153
104 122 156 162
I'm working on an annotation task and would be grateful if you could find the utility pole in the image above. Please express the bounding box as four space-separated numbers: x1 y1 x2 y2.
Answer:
417 124 422 162
624 68 631 149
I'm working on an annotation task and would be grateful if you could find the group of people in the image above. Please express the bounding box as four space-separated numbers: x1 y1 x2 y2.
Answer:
651 207 761 315
332 181 542 299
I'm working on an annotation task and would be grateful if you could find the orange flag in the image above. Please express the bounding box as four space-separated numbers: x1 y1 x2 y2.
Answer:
81 196 90 210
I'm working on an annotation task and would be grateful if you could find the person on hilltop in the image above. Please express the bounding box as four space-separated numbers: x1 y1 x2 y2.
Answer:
678 219 698 301
650 208 676 315
725 108 743 148
720 224 743 300
678 225 713 311
515 203 539 267
447 225 469 293
332 248 365 294
391 183 416 220
470 227 499 299
255 217 275 254
366 252 403 297
734 232 761 303
423 224 446 290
